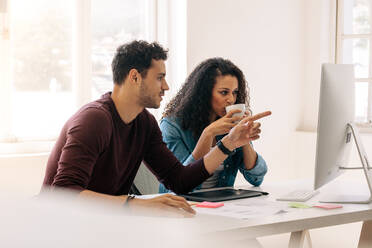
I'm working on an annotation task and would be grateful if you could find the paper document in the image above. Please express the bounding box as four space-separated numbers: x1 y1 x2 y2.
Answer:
195 198 288 220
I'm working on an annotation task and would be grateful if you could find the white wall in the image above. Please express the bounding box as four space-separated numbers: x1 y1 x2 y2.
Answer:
300 0 336 131
293 131 372 182
187 0 306 182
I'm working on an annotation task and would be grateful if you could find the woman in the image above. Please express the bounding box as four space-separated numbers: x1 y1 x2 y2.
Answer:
159 57 267 193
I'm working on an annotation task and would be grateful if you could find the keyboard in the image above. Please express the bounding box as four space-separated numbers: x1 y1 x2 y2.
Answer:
276 190 320 202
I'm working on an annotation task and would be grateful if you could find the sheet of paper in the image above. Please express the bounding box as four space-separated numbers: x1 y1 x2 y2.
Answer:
195 198 288 220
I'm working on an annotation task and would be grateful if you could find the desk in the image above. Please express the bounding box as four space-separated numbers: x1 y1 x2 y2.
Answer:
184 179 372 248
1 181 370 248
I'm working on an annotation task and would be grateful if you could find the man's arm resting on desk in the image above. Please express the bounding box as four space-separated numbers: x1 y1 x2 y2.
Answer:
79 190 195 217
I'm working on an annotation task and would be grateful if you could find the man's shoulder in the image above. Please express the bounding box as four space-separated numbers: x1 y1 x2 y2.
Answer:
80 103 112 120
61 97 114 147
68 97 114 128
86 93 113 115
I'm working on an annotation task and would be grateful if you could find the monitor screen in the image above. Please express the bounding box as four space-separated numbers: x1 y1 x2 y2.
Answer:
314 63 355 190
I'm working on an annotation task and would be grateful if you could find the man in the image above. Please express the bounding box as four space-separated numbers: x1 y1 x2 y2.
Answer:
42 40 271 216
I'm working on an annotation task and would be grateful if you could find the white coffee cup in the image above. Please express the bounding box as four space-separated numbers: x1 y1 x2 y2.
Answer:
225 104 246 118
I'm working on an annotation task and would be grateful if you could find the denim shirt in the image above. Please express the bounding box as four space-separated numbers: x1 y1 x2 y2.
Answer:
158 117 268 193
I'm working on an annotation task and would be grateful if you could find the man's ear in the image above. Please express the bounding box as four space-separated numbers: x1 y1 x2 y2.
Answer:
128 69 141 84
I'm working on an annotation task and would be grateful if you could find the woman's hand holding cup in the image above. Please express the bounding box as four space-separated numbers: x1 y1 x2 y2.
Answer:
205 109 243 136
225 104 246 119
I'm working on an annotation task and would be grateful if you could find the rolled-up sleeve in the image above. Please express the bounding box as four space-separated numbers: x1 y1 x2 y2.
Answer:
239 153 267 187
183 153 196 165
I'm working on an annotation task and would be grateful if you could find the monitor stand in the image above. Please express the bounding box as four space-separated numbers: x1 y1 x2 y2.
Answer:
319 123 372 204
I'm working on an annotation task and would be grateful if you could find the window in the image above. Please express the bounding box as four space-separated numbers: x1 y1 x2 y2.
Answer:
10 0 74 141
0 0 156 144
336 0 372 124
91 0 155 99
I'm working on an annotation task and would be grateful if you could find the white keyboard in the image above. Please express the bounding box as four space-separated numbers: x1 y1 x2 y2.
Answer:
276 190 320 202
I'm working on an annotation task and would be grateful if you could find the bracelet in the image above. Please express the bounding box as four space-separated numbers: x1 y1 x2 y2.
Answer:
123 195 135 208
216 140 235 156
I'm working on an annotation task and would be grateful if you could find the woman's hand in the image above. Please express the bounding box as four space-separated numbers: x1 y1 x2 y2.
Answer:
242 111 262 141
222 111 272 150
205 109 244 137
193 109 243 160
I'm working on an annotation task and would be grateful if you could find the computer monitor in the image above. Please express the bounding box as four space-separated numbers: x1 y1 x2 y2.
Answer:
314 63 372 204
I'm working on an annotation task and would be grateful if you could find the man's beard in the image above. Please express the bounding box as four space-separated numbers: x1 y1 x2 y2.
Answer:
138 81 160 109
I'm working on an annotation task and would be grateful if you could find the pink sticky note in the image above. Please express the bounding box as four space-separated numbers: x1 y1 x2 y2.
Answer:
313 204 343 210
195 201 224 208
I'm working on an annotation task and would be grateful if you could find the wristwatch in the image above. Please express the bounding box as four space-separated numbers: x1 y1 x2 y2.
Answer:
216 140 236 156
123 195 135 208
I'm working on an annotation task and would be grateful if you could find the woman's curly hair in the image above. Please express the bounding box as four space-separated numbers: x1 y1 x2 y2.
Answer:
163 57 250 138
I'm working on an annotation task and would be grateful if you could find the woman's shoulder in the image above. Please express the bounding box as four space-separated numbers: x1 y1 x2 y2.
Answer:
160 116 183 130
160 116 195 140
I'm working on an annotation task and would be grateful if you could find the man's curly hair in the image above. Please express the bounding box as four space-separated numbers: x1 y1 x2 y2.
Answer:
112 40 168 85
163 57 250 138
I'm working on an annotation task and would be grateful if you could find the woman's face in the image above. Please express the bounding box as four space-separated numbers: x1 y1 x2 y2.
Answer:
210 75 239 120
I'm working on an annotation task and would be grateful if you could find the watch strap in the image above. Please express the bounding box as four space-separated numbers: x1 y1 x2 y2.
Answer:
216 140 235 156
123 195 135 208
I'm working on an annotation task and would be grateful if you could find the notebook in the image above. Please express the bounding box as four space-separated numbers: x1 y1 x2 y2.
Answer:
180 188 269 202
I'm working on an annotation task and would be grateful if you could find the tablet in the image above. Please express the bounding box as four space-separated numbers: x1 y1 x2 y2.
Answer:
180 188 269 202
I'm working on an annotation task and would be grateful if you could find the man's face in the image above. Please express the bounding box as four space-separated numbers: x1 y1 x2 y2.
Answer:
138 59 169 109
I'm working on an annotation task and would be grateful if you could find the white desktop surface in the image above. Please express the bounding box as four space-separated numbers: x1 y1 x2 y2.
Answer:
175 179 372 246
1 180 370 248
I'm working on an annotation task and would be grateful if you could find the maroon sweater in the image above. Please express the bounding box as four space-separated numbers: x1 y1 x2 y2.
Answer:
42 93 210 195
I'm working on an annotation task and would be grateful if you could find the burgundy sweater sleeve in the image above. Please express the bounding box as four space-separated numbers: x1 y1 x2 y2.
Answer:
144 115 210 194
52 107 111 191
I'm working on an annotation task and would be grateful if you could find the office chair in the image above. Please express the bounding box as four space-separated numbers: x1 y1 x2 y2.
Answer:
131 161 160 195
